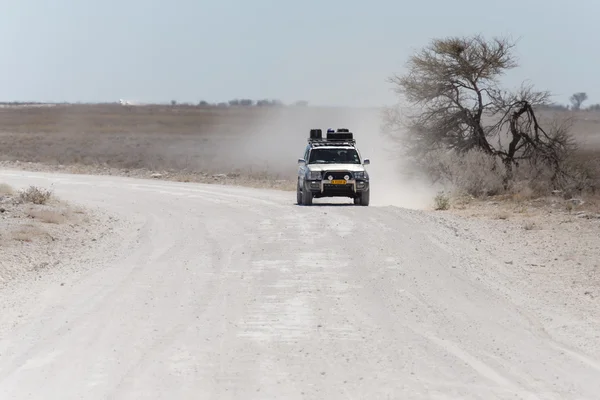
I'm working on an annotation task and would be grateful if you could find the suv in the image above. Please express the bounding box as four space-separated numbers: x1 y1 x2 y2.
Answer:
297 128 370 206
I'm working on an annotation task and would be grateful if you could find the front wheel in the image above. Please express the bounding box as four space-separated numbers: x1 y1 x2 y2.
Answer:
302 184 313 205
296 181 303 205
356 190 370 206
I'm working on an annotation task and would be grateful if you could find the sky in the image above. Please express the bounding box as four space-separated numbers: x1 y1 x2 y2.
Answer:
1 0 598 107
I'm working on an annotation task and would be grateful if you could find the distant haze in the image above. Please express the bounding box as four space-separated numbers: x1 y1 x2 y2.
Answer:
1 0 598 107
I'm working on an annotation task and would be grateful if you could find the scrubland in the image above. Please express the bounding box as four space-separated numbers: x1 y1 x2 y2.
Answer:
0 103 598 210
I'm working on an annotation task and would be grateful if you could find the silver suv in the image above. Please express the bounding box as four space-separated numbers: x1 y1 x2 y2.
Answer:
297 128 370 206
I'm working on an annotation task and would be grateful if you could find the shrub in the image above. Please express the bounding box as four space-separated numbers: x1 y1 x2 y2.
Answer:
434 191 450 210
18 186 53 205
422 148 506 198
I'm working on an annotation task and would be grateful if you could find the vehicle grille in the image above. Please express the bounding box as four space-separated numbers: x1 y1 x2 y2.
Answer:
323 171 353 180
323 184 354 193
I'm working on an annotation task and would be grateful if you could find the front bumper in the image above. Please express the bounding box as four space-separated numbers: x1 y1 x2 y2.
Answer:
306 178 369 197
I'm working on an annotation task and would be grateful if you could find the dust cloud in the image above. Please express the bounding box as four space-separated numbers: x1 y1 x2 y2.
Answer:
216 106 438 209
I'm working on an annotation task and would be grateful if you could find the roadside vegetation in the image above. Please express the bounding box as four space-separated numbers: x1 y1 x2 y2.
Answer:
0 183 86 282
382 34 599 212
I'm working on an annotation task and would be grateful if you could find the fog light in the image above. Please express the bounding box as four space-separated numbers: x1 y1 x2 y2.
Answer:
310 181 320 188
357 181 365 188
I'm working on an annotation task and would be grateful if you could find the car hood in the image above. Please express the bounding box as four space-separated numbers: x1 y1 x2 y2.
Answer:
307 164 366 172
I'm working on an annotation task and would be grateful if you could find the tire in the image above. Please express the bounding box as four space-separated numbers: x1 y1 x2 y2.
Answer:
353 197 360 205
296 181 303 205
358 190 370 206
302 184 313 205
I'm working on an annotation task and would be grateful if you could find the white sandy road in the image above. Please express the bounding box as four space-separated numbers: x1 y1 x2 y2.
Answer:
0 170 599 400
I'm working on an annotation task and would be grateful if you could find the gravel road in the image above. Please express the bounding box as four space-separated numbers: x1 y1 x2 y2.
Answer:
0 169 598 400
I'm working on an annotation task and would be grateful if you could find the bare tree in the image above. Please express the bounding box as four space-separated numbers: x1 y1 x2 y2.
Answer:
385 34 575 187
569 92 588 110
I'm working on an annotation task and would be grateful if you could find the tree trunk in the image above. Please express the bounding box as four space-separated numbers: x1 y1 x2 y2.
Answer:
502 158 513 190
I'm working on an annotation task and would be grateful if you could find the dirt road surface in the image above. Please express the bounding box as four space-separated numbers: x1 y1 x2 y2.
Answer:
0 169 599 400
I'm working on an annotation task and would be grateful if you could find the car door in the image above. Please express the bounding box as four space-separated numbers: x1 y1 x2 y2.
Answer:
298 145 310 184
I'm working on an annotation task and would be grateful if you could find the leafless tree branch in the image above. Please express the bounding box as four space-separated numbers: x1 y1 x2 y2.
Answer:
385 34 576 189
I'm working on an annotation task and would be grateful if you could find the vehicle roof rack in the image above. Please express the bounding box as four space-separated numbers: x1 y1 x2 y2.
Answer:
308 137 356 146
307 128 355 146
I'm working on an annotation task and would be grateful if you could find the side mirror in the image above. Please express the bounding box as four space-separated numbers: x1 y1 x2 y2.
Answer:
298 158 306 165
363 159 370 165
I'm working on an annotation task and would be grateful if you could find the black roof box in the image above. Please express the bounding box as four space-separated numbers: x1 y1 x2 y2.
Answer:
309 129 322 139
327 130 353 140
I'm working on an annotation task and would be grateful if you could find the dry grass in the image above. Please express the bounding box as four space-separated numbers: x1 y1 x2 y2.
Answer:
25 208 68 224
564 193 600 214
8 224 49 242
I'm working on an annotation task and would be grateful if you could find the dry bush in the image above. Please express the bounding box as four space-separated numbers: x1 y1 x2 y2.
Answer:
504 147 599 197
508 161 556 195
433 191 450 210
18 186 53 205
556 148 600 196
420 143 600 202
422 148 506 197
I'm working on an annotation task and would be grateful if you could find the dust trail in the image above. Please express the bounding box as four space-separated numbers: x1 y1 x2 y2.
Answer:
229 106 438 209
349 108 438 209
159 105 439 209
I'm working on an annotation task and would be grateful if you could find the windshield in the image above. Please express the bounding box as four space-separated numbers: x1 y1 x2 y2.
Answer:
308 148 361 164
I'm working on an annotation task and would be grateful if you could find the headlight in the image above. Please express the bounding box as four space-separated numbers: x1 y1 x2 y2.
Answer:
354 171 368 179
307 170 322 180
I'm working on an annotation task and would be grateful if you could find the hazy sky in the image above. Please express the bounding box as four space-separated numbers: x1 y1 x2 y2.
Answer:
1 0 597 107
